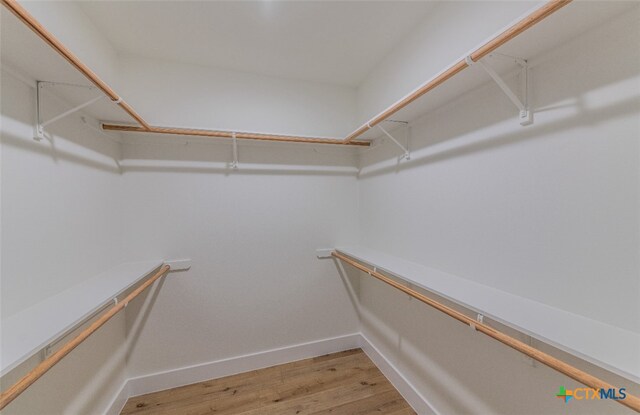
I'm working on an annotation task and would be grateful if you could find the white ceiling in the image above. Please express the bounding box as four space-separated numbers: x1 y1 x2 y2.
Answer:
77 1 436 87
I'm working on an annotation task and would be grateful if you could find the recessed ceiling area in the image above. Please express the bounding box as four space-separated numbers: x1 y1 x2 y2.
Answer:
76 1 436 87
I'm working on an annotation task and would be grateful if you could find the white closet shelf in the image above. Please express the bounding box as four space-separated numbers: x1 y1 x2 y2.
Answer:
0 8 136 126
335 246 640 383
356 1 637 141
0 1 368 147
5 1 634 147
0 260 164 376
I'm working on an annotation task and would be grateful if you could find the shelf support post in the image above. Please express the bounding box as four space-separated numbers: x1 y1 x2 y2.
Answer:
377 124 410 160
231 132 239 169
34 81 45 141
466 55 533 126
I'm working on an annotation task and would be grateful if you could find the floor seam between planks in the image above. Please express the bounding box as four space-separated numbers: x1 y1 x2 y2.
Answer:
120 348 416 415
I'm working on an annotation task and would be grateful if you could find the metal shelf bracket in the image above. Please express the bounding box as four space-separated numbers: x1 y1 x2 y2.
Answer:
34 81 105 141
466 54 533 126
377 122 410 160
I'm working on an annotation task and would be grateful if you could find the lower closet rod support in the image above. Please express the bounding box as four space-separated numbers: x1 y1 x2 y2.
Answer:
331 251 640 413
0 265 171 411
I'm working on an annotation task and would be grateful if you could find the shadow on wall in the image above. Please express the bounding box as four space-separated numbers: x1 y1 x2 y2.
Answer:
1 72 123 174
360 8 640 177
119 163 357 177
0 315 128 415
354 268 640 415
125 275 168 365
1 131 121 174
117 133 360 176
334 257 361 323
361 93 640 178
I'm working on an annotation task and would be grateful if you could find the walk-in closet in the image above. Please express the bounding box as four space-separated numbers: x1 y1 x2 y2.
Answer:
1 1 639 414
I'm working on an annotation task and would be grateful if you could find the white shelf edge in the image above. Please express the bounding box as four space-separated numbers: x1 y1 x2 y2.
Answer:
119 159 359 175
0 260 164 377
335 246 640 384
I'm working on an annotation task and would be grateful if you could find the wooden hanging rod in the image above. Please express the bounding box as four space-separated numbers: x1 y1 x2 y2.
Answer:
0 265 171 411
102 124 370 146
343 0 572 142
0 0 151 130
332 251 640 413
0 0 370 148
0 0 571 147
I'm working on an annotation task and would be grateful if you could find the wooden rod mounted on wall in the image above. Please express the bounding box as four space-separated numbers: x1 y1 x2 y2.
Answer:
0 265 171 411
0 0 571 148
332 251 640 413
0 0 369 148
0 0 151 130
102 124 370 147
343 0 573 142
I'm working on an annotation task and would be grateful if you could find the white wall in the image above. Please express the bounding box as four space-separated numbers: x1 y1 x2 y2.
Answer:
0 53 363 415
11 2 359 138
356 1 541 125
17 1 119 88
0 70 127 413
2 3 363 412
2 1 639 414
112 31 363 380
0 71 123 318
117 56 357 138
356 5 640 414
0 314 128 415
119 140 361 378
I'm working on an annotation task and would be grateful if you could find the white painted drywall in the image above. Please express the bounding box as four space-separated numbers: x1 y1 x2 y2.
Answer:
356 5 640 414
0 70 128 413
356 1 542 125
16 1 119 88
5 2 360 139
1 4 363 412
76 1 436 87
119 139 361 378
2 2 639 415
116 56 358 138
0 314 128 415
0 70 123 319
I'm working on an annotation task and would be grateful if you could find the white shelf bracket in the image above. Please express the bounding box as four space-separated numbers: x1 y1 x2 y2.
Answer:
523 334 537 367
377 123 410 160
34 81 106 141
470 313 484 331
231 132 239 169
41 344 52 360
467 55 533 126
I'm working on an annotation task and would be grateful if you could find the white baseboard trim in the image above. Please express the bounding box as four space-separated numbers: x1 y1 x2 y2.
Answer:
358 333 440 415
104 332 360 414
104 332 437 415
104 380 130 415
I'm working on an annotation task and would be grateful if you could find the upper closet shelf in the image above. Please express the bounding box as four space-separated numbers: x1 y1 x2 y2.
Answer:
0 260 163 377
2 1 636 147
0 0 368 147
354 1 637 142
335 246 640 384
0 6 139 126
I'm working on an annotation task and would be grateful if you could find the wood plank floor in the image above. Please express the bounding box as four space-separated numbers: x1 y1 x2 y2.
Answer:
121 349 415 415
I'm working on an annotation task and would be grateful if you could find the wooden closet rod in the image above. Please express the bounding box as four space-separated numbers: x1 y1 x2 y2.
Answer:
102 124 370 146
0 0 370 147
1 0 151 130
332 251 640 412
343 0 572 143
0 265 171 411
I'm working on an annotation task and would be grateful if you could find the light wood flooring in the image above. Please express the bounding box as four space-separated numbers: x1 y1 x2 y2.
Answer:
121 348 415 415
